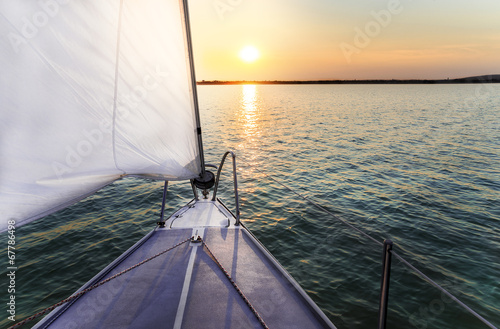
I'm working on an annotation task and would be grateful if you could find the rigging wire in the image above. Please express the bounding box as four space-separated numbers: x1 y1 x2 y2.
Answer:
240 158 498 329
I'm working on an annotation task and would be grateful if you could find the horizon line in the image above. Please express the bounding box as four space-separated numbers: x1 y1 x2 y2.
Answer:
197 74 500 85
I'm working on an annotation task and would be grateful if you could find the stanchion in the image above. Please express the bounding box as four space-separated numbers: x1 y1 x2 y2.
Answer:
378 239 393 329
157 181 169 227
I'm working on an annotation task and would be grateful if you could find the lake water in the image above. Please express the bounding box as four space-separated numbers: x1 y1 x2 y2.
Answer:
1 84 499 329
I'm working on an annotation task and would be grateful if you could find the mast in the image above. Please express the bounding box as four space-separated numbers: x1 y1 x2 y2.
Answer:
182 0 206 177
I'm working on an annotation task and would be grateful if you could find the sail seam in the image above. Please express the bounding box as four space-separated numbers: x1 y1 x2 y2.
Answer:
111 0 125 173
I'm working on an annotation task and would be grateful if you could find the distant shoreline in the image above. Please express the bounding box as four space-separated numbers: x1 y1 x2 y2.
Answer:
197 75 500 85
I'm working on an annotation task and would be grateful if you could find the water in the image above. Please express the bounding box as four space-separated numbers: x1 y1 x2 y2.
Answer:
1 84 499 329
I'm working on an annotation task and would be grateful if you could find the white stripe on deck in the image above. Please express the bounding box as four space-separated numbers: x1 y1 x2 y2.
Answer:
173 228 205 329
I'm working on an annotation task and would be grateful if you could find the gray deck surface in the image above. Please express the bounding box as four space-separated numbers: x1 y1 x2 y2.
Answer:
36 227 335 328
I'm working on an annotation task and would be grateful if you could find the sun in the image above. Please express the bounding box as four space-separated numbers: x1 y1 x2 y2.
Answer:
239 46 260 63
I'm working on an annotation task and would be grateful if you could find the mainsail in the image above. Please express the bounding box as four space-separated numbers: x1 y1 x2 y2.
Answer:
0 0 203 231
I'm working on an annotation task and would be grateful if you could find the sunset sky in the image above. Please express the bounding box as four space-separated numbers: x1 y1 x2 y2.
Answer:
188 0 500 81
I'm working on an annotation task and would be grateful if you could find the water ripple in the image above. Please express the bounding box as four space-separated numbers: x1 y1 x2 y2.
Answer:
1 84 498 329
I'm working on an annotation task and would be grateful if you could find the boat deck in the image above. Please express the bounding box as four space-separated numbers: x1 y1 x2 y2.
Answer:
34 199 335 328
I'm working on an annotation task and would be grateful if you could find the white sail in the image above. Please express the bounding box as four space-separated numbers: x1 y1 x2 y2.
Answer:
0 0 203 231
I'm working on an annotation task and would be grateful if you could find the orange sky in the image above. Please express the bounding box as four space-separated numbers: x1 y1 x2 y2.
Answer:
188 0 500 81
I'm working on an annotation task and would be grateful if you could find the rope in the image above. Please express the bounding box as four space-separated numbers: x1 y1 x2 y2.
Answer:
200 238 269 329
240 159 499 329
9 238 191 329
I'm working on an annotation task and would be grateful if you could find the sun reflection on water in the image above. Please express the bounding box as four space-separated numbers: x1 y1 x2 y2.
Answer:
237 84 264 196
239 84 261 147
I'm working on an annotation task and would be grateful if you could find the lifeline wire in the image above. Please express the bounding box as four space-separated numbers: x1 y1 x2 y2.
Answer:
9 238 191 329
241 158 498 329
391 251 498 329
241 159 383 248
